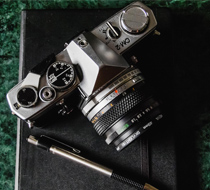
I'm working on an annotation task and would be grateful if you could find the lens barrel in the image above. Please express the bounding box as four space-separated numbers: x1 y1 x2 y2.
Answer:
81 68 162 151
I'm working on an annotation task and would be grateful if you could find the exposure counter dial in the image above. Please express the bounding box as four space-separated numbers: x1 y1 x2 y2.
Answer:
46 61 75 90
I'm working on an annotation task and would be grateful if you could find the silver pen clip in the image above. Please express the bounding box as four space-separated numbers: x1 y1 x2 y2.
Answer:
41 135 81 154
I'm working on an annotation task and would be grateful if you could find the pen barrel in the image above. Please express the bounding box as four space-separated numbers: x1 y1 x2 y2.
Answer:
49 145 113 177
27 136 158 190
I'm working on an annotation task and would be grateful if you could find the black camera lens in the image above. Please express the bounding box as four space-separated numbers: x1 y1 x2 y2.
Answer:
81 68 163 151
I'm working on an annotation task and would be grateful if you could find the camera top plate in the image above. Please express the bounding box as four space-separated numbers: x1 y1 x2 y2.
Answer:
91 1 157 55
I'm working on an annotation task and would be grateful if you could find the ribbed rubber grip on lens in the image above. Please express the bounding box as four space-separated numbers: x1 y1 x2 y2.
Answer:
94 88 148 136
111 172 144 189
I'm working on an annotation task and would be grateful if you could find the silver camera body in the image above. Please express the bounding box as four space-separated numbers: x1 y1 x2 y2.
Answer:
7 2 162 151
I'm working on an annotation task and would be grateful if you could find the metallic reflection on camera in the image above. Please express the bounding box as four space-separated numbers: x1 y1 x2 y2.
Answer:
7 1 162 151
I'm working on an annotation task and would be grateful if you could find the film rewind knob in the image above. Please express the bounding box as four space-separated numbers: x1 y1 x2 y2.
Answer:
120 5 149 34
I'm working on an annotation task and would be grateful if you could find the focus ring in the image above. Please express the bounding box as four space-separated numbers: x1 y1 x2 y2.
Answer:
93 86 149 136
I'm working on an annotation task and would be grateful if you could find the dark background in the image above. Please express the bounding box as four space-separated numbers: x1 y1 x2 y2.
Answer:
1 0 210 190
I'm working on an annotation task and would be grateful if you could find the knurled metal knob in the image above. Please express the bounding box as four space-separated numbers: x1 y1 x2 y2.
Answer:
120 6 149 34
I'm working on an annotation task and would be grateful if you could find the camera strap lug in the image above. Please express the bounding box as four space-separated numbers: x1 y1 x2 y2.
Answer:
27 120 35 129
131 55 139 64
153 30 161 36
64 42 69 48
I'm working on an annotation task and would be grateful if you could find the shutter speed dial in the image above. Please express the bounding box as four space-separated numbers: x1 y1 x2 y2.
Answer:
46 61 75 90
120 5 149 34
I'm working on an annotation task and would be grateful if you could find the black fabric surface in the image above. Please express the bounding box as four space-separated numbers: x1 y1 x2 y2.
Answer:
16 7 201 190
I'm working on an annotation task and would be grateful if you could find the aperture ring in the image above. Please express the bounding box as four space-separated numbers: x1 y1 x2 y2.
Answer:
82 68 141 115
87 75 144 121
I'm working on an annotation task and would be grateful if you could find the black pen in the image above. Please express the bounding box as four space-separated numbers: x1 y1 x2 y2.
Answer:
27 135 158 190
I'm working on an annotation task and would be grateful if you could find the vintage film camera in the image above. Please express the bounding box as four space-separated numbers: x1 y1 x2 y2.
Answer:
7 1 163 151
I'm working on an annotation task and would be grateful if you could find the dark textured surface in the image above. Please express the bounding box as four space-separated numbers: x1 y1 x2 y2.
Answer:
1 0 210 190
15 7 176 190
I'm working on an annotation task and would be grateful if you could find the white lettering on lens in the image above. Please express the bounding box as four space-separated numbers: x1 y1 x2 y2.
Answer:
143 121 153 130
156 114 163 120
